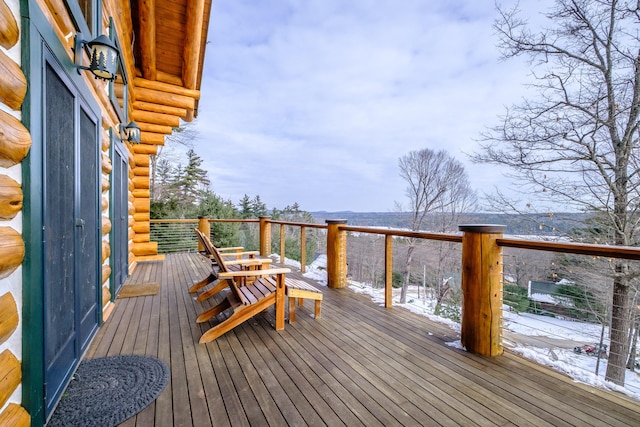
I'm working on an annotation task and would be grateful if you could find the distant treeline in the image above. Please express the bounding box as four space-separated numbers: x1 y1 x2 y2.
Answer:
310 211 594 236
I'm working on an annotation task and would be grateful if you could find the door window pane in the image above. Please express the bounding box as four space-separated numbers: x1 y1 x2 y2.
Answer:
78 0 93 34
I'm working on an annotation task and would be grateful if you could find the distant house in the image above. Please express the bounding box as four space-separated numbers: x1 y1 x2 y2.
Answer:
528 279 575 315
309 254 328 270
529 280 560 303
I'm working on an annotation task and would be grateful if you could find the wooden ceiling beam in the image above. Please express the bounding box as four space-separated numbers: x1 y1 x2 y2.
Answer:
156 70 183 86
182 0 206 90
138 0 157 80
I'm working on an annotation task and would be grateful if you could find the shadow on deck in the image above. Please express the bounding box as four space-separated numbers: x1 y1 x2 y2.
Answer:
87 252 640 426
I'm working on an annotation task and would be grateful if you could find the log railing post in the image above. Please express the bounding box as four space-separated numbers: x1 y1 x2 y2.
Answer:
385 234 393 308
300 226 307 273
459 224 506 357
197 216 210 252
259 216 272 256
326 220 347 288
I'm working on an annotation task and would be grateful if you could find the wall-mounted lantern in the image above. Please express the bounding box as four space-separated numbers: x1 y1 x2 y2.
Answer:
123 121 141 144
74 34 120 81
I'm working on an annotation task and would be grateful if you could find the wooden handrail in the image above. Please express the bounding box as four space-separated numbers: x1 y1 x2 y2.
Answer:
151 216 640 268
209 218 259 223
151 218 259 224
497 237 640 260
150 218 198 223
152 216 640 359
340 225 463 243
269 220 327 230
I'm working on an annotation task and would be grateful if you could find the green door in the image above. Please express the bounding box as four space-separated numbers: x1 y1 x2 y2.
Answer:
42 52 100 417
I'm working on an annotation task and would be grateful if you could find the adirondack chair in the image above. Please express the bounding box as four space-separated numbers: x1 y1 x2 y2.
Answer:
191 229 272 302
197 267 290 343
196 233 260 265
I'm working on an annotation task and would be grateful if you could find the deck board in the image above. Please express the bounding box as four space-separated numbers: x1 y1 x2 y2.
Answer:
86 252 640 426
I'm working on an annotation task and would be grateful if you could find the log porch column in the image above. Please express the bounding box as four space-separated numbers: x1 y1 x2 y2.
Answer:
459 224 506 357
326 219 347 289
259 216 271 257
197 216 210 252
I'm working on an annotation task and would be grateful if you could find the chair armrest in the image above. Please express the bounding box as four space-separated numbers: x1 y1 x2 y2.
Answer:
217 246 245 252
219 251 261 257
218 267 291 278
224 258 272 266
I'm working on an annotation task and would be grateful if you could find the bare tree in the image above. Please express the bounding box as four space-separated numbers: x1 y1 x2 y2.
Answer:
398 148 476 303
346 233 385 287
474 0 640 385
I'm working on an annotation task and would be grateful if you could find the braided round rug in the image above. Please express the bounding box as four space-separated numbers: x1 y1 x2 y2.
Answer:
48 355 169 427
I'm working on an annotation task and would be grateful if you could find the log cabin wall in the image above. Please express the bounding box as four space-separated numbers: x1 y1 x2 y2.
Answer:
29 0 211 312
3 0 211 422
103 0 211 265
0 0 31 424
11 0 211 425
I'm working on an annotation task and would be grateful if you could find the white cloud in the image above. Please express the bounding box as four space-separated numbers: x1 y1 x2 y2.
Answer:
194 0 541 211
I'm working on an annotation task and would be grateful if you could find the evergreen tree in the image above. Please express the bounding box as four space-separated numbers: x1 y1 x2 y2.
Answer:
197 191 240 247
238 194 252 218
269 201 318 265
250 195 268 217
150 149 213 219
182 149 210 205
503 284 530 313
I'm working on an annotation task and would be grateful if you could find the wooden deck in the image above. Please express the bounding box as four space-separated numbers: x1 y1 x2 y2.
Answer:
87 252 640 426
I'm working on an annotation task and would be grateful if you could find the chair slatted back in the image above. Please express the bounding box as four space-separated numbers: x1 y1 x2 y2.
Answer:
194 229 245 303
194 229 230 273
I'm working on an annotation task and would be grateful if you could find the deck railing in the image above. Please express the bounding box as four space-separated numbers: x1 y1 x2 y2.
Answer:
150 218 258 253
268 220 328 272
149 219 199 253
149 216 640 362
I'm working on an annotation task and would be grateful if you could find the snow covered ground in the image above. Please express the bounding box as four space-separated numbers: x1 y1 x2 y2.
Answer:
278 255 640 401
503 312 640 399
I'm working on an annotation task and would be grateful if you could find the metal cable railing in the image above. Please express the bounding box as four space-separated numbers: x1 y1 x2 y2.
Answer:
150 220 199 253
148 217 640 396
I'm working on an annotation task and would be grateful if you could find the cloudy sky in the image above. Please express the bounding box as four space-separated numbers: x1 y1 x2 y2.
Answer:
192 0 543 212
